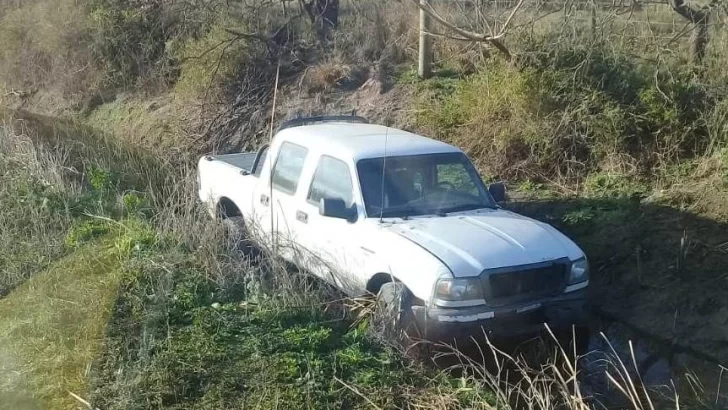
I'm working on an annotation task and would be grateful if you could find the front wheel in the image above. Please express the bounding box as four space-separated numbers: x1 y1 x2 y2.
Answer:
372 282 422 345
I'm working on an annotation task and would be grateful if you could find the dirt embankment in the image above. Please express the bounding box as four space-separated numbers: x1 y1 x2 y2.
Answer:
509 193 728 375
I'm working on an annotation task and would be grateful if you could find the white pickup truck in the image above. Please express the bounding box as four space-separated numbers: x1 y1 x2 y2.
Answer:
197 116 590 342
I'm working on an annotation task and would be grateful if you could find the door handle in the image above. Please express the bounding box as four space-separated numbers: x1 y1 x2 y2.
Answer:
296 210 308 223
260 194 270 206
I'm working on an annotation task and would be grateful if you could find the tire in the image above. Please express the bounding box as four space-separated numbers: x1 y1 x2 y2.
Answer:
222 216 258 257
373 282 418 343
222 216 245 241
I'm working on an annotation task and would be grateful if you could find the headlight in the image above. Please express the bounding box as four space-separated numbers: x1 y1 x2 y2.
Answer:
569 258 589 284
434 278 485 307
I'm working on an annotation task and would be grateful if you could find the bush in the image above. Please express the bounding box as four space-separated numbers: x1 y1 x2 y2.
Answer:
0 0 97 102
416 44 719 185
416 60 563 179
88 0 166 88
172 19 250 99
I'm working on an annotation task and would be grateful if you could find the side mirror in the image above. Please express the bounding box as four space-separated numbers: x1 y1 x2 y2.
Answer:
488 182 506 203
319 198 357 221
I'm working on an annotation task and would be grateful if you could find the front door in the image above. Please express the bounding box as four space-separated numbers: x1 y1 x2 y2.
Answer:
296 155 367 293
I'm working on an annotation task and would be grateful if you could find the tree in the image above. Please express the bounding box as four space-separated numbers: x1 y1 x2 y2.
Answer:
668 0 719 65
300 0 340 40
409 0 525 60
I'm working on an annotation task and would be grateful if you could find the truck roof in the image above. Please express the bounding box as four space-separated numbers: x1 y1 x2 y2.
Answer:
275 122 461 161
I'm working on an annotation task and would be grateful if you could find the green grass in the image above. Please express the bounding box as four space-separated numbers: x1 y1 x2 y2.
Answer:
88 228 465 410
1 110 476 410
0 241 123 410
85 97 191 152
95 299 442 409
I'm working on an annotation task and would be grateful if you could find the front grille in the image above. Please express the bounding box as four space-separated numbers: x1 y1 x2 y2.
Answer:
484 263 566 305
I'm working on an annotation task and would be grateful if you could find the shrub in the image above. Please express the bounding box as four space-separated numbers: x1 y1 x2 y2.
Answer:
583 172 648 199
122 191 149 216
88 166 115 192
172 19 250 99
416 60 559 180
416 42 719 184
65 220 111 248
88 0 166 88
114 218 157 256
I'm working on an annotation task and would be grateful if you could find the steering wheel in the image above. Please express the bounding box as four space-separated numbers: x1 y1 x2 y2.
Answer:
437 181 456 191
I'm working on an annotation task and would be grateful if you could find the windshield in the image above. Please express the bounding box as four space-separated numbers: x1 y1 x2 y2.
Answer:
357 152 495 218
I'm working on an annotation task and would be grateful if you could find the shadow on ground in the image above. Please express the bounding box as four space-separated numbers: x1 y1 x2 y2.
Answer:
416 196 728 408
508 196 728 403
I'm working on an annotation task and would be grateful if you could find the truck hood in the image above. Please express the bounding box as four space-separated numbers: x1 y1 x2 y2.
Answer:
386 210 583 277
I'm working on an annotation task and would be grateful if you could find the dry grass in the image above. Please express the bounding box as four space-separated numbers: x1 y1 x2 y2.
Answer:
301 57 360 93
0 0 99 111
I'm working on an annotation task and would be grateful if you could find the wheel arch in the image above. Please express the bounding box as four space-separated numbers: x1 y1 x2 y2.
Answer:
217 197 242 219
365 272 401 295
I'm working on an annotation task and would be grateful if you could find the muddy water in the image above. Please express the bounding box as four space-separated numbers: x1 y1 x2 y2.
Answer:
581 311 728 407
428 312 727 408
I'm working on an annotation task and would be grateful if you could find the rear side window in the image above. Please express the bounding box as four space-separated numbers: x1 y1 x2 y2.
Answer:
308 156 354 206
272 142 308 194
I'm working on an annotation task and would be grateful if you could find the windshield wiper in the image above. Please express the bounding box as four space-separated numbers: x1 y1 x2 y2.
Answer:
379 207 422 219
441 203 493 214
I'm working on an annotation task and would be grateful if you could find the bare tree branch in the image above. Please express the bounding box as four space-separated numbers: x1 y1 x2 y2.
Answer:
408 0 525 58
224 29 273 44
668 0 717 23
667 0 719 64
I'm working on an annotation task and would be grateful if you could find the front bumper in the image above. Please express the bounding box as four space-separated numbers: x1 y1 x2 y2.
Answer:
412 288 589 342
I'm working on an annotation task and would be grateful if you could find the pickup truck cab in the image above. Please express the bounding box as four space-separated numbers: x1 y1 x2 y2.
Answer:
198 116 590 342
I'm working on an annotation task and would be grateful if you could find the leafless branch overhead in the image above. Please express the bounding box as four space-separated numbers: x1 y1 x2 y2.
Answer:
668 0 718 23
408 0 525 58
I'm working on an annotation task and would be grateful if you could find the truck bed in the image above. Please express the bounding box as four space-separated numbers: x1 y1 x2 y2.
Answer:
213 152 258 173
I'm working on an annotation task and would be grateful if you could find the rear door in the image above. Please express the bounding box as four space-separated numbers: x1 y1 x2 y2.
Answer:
267 141 310 259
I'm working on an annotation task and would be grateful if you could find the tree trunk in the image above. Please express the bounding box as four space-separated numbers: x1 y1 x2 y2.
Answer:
301 0 339 40
418 0 433 79
317 0 339 30
691 14 710 64
669 0 715 65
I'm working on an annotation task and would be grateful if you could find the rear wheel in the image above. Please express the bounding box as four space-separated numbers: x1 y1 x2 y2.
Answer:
221 215 274 294
222 216 246 242
222 216 258 257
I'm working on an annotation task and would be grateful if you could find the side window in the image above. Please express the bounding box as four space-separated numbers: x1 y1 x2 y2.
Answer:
308 156 354 206
271 142 308 194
